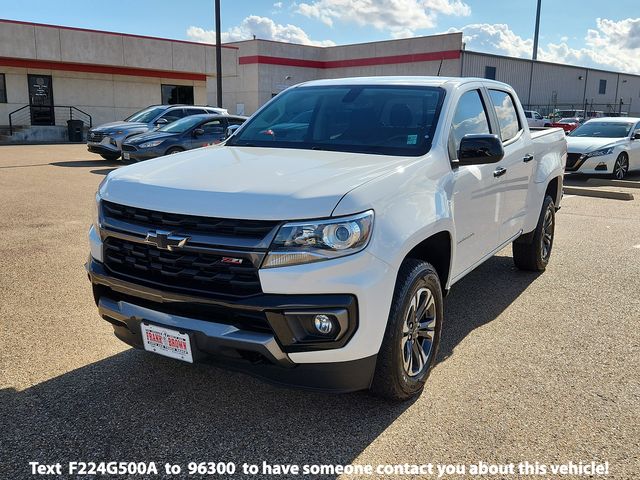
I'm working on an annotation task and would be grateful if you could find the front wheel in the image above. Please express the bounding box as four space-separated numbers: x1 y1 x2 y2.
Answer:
165 147 184 155
370 259 443 401
513 195 555 271
612 153 629 180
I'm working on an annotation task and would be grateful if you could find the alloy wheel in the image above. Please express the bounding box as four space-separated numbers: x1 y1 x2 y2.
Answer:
541 206 554 261
402 287 437 377
614 155 628 180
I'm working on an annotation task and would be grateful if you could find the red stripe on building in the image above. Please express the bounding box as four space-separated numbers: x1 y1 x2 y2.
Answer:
239 50 460 69
0 57 207 81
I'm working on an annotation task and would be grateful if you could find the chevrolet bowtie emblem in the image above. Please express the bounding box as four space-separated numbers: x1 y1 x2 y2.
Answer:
145 230 190 251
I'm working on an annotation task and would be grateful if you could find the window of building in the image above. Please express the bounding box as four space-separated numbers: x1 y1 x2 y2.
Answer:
161 85 194 105
448 89 491 160
488 89 521 142
0 74 6 103
484 66 497 80
598 79 607 95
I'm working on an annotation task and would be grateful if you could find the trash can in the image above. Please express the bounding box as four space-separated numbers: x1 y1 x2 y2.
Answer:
67 119 84 142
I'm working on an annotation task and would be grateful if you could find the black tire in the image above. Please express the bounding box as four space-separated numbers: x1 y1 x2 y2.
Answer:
100 153 120 161
612 153 629 180
370 258 443 401
513 195 555 271
165 147 184 155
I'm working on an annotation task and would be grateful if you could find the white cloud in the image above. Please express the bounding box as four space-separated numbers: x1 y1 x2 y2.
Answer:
187 15 335 47
449 18 640 74
273 1 283 7
297 0 471 38
448 23 532 57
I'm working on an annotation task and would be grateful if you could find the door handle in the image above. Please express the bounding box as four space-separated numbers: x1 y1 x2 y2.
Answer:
523 153 534 163
493 167 507 178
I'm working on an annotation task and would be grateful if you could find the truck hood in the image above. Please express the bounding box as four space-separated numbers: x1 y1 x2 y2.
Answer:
567 136 624 153
100 146 410 220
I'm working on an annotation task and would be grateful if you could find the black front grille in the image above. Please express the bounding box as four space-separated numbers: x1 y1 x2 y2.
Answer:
97 285 271 333
121 144 137 152
88 131 106 142
102 201 279 239
103 237 261 297
566 153 583 171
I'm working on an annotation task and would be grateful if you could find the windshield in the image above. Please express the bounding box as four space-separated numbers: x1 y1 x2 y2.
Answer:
158 116 205 133
570 122 634 138
125 106 166 123
227 85 445 156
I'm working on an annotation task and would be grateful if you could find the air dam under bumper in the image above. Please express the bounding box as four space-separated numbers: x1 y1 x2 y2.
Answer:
87 259 376 393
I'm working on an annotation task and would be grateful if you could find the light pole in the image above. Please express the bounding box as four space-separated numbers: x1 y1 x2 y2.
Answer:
532 0 542 60
215 0 223 107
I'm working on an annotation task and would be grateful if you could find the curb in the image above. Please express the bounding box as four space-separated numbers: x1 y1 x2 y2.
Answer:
585 178 640 189
564 186 634 201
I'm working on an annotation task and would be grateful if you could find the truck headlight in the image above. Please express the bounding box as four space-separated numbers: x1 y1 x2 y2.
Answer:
140 140 164 148
92 192 101 230
586 147 614 157
262 210 374 268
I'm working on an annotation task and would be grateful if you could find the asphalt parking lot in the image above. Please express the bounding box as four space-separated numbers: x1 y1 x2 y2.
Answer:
1 144 639 479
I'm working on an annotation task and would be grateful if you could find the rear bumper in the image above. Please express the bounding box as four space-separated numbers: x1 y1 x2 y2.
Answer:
86 258 375 392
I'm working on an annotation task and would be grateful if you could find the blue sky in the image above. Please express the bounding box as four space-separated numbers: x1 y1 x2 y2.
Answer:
2 0 639 72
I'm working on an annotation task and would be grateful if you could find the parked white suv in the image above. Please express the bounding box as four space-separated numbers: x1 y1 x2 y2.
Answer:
87 77 566 400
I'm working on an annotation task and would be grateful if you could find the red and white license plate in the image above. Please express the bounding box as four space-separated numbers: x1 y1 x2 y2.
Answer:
141 323 193 363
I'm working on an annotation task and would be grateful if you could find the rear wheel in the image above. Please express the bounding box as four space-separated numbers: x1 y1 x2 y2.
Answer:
513 195 555 271
100 153 120 161
370 259 443 401
612 153 629 180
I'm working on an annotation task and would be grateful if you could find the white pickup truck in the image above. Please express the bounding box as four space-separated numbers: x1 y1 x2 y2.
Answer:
87 77 566 400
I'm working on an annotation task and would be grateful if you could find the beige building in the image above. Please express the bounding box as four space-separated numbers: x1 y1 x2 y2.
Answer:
1 18 639 142
0 19 237 133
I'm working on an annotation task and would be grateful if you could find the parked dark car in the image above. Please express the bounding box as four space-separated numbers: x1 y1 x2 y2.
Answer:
87 105 228 160
121 114 247 161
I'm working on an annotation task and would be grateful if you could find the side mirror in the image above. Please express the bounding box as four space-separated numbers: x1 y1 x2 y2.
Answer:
457 134 504 165
226 124 241 139
633 131 640 140
193 128 205 137
155 118 168 125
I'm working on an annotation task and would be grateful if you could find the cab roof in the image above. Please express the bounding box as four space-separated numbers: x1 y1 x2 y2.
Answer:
295 76 512 89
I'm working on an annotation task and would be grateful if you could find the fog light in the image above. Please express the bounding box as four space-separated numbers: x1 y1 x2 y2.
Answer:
595 162 608 171
314 314 333 334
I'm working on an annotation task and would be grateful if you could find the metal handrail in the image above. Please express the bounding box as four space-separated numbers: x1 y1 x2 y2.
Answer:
8 104 93 135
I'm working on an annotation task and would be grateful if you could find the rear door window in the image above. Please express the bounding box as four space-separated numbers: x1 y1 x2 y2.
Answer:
159 108 186 123
185 108 207 116
488 90 521 141
201 119 225 136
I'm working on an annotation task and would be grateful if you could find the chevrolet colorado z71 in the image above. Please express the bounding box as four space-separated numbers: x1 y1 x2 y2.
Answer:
87 77 566 400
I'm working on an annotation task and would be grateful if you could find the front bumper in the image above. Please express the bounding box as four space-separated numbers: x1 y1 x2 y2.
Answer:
87 258 376 392
88 142 120 156
121 147 164 162
566 152 615 174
